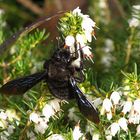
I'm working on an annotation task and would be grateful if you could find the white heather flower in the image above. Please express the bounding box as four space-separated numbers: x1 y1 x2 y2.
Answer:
71 57 81 68
136 125 140 135
100 106 105 115
86 124 94 135
128 106 140 124
81 46 93 58
134 99 140 114
42 104 55 119
27 131 35 139
65 35 75 46
92 133 100 140
110 122 120 136
47 134 65 140
76 34 86 46
49 99 61 112
34 118 48 134
94 98 103 108
0 9 4 15
3 131 10 137
0 135 8 140
0 120 8 129
7 125 15 135
82 17 96 31
68 107 80 122
129 113 140 124
0 111 7 120
5 109 20 122
110 91 121 105
101 54 113 68
104 39 114 53
102 98 112 112
133 5 140 10
122 101 132 114
107 111 112 120
84 30 92 42
99 0 107 9
123 85 130 96
29 112 39 123
106 135 112 140
73 125 83 140
71 44 81 68
72 7 82 16
128 18 139 28
118 117 128 132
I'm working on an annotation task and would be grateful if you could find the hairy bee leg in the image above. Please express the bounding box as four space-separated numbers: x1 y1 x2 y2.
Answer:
69 77 100 124
74 70 85 83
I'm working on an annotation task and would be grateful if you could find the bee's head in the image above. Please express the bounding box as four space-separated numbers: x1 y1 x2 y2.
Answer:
53 45 71 64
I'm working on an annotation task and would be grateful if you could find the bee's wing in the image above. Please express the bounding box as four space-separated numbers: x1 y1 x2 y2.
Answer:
70 77 100 124
0 11 64 55
0 71 47 95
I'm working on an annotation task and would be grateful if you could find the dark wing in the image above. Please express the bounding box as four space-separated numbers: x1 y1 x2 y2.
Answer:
70 77 100 124
0 71 47 95
0 11 64 56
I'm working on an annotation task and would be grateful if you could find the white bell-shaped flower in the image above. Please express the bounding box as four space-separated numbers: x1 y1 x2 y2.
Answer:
49 99 61 112
110 91 121 105
47 134 65 140
118 117 128 132
81 46 93 58
106 135 112 140
42 104 55 119
122 101 132 114
128 18 139 28
76 34 86 46
65 35 75 47
103 98 112 112
92 133 100 140
82 17 96 31
136 125 140 135
0 111 7 120
110 122 120 136
134 99 140 114
29 112 39 124
72 7 82 16
107 111 112 120
34 118 48 134
73 125 83 140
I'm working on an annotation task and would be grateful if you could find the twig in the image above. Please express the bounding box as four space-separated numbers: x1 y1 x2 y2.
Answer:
125 28 134 65
17 0 43 15
19 95 45 140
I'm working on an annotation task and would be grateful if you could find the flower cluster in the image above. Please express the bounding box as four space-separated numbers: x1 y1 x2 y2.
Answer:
59 7 96 63
72 124 83 140
100 39 115 70
29 99 61 135
99 83 140 139
128 5 140 28
0 109 20 140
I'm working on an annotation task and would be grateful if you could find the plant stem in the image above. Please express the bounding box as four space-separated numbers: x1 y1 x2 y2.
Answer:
19 94 46 140
125 28 134 66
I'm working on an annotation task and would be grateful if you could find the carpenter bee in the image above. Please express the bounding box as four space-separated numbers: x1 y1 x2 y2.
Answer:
0 13 100 124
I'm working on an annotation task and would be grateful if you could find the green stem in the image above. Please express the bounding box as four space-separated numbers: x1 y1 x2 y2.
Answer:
125 28 135 66
19 94 46 140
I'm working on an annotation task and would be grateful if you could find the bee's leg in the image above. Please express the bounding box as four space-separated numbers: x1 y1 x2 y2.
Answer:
69 77 100 124
74 70 85 83
43 60 50 69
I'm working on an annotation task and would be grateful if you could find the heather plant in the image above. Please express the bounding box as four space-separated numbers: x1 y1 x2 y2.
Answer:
0 1 140 140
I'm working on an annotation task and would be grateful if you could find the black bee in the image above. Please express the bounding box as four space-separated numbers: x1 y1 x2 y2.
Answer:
0 13 100 124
